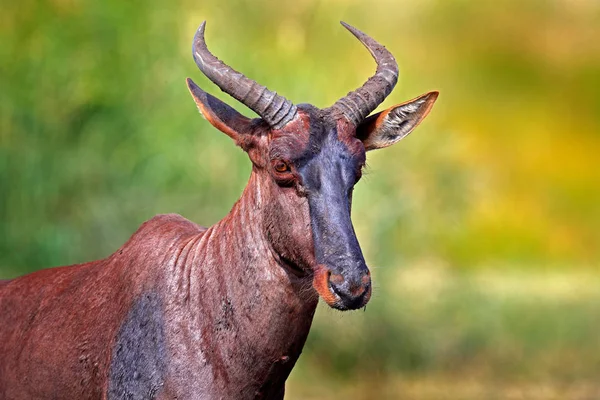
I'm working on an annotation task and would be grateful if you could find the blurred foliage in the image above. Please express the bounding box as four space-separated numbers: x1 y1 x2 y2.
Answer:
1 0 599 398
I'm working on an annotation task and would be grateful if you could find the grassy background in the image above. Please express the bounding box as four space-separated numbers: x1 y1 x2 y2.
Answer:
1 0 599 398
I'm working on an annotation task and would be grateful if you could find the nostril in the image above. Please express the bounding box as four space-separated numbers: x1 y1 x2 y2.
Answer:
319 266 372 310
329 273 345 286
328 274 370 298
361 273 371 286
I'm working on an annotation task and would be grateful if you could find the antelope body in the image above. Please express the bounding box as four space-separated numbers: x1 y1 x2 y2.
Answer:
0 21 437 399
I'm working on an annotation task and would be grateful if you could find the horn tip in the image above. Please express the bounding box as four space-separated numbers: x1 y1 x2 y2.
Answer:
192 21 208 60
340 21 361 37
194 21 207 40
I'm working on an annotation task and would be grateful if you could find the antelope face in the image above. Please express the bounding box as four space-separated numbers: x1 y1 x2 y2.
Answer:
186 21 438 310
264 105 368 310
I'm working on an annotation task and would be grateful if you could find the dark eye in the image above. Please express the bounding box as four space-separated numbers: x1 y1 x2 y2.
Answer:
271 159 296 187
274 160 290 173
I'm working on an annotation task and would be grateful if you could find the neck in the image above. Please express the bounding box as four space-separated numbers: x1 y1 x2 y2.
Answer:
164 170 318 398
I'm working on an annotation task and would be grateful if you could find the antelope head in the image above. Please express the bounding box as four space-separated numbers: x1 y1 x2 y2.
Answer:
187 21 437 311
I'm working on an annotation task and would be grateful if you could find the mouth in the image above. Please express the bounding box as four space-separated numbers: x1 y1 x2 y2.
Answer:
312 265 371 311
328 282 369 310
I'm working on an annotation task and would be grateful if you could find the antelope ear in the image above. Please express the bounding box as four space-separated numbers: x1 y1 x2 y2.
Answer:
186 78 254 143
356 91 438 151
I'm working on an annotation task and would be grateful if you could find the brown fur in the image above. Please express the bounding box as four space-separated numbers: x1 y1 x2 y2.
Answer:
0 170 318 398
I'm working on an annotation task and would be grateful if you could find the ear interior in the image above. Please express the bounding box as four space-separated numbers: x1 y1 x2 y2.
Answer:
186 78 253 142
357 91 438 151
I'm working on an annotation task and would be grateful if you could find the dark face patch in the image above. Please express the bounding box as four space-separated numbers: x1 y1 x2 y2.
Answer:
266 106 370 310
299 132 365 263
108 292 166 400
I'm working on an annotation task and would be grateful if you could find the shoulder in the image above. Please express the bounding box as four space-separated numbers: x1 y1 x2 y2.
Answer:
137 214 206 236
119 214 207 254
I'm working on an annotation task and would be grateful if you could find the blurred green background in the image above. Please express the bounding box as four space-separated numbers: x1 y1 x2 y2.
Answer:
1 0 599 398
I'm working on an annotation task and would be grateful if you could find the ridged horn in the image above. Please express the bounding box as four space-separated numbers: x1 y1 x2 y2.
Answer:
192 21 297 130
330 22 399 126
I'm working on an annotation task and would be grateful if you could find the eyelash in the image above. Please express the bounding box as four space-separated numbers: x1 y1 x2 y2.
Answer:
355 165 364 183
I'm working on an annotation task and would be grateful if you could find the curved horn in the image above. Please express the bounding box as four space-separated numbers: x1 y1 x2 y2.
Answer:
192 21 297 130
330 22 399 126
